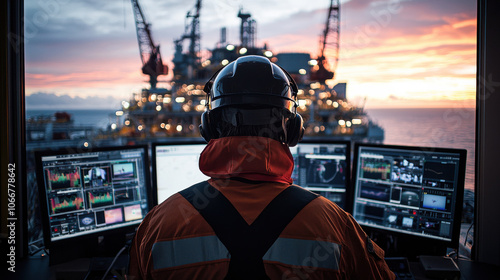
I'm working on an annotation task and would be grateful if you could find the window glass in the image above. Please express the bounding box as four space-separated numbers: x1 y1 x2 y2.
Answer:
25 0 475 258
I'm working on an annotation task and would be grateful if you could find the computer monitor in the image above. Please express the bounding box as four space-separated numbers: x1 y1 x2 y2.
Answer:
36 145 153 263
290 140 351 210
351 143 466 257
153 140 350 210
153 141 209 204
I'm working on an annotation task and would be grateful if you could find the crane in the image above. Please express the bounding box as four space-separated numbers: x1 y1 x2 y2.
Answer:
310 0 340 83
173 0 202 80
131 0 168 89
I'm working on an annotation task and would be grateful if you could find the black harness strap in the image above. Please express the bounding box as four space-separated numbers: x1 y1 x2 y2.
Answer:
179 181 318 280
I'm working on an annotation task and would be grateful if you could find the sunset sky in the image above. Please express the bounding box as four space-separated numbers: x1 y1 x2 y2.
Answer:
24 0 476 109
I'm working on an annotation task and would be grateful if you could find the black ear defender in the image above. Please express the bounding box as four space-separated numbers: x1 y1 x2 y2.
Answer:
199 110 219 142
199 67 224 142
285 113 304 147
276 64 304 147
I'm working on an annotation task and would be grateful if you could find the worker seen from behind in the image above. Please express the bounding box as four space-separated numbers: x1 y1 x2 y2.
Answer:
128 55 396 279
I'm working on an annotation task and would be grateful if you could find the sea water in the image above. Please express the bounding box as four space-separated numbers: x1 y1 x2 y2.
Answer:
26 109 116 130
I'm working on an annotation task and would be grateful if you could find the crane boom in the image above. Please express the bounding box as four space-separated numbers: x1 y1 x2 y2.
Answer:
131 0 168 89
311 0 340 83
320 0 340 70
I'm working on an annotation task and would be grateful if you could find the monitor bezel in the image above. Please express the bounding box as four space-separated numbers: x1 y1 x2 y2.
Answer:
151 139 208 205
350 142 467 251
35 145 153 251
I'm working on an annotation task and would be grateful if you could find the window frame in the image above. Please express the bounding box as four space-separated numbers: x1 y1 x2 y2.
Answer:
2 0 499 265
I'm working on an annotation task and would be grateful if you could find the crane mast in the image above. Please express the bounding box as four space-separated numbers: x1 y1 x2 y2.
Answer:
173 0 202 80
311 0 340 83
186 0 202 59
131 0 168 89
238 8 256 48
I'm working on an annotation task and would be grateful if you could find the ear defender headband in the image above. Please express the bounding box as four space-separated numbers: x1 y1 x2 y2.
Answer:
199 55 304 146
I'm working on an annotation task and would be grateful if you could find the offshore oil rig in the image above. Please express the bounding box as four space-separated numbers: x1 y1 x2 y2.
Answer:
113 0 384 142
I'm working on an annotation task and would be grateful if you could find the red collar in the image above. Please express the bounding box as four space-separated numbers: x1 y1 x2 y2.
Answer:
199 136 294 184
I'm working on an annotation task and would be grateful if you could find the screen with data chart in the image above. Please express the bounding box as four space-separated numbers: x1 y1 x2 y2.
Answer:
351 143 466 248
36 146 152 245
290 140 350 210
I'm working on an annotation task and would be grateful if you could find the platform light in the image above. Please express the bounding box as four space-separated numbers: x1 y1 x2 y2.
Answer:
239 47 248 55
319 91 330 99
115 110 124 116
111 123 117 130
226 44 235 51
298 100 307 107
175 97 185 103
264 51 273 57
163 97 171 104
160 123 166 129
352 118 362 125
308 59 318 66
83 142 89 148
156 105 162 111
124 120 130 126
338 120 346 126
346 121 352 127
176 125 183 132
202 60 211 67
310 82 321 89
222 59 229 66
333 101 339 108
299 69 307 75
122 101 130 109
138 125 143 131
150 94 157 101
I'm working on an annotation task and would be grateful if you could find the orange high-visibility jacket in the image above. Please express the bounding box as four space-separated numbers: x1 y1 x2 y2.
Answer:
128 136 396 280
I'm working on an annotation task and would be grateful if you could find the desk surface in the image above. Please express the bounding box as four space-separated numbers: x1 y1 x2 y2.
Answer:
410 259 500 280
2 255 500 280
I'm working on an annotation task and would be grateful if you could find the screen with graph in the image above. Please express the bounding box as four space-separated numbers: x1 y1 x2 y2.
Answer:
289 140 350 210
37 146 151 244
351 143 466 247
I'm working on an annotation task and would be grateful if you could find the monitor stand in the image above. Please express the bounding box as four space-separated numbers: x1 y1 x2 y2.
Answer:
369 231 448 260
48 233 129 265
